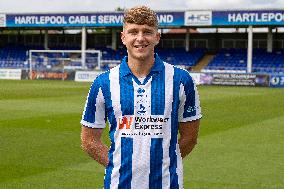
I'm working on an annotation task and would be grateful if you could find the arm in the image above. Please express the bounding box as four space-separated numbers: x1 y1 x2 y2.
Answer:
178 119 200 159
81 126 109 167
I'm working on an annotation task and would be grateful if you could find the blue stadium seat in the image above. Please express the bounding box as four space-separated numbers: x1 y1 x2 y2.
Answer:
204 48 284 74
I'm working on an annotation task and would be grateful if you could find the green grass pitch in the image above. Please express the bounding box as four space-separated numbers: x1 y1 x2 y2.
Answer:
0 79 283 189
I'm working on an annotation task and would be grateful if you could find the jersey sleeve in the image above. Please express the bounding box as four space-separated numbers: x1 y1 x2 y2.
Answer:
80 78 106 128
178 72 202 122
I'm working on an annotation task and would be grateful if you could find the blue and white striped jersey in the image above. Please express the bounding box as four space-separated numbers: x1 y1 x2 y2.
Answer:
81 54 202 189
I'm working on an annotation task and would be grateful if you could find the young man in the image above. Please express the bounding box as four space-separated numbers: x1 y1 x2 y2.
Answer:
81 6 201 189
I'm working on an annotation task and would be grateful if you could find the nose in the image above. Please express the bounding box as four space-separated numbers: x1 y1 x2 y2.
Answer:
136 32 145 42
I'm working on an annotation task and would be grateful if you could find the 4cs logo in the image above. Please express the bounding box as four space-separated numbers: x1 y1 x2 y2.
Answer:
118 116 133 129
185 11 212 26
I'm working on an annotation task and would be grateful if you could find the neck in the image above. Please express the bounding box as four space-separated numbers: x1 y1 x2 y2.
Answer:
127 55 155 78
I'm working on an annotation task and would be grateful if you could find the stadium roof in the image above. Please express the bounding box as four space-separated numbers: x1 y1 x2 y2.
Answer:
1 9 284 28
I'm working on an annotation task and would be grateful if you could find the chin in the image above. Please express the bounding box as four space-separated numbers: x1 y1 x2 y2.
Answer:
136 53 151 60
129 52 147 60
132 55 146 61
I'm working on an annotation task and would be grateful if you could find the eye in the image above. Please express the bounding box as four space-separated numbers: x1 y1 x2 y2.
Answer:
128 30 138 35
144 30 153 35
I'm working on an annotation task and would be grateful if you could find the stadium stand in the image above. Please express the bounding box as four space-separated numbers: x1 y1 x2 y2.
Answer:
204 48 248 72
156 48 206 67
0 46 29 69
1 44 283 74
204 48 284 74
0 45 206 70
252 48 284 74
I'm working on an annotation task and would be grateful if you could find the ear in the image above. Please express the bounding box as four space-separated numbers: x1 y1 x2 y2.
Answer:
155 32 161 45
121 31 126 45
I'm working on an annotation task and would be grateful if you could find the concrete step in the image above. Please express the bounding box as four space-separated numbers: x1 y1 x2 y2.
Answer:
192 54 215 72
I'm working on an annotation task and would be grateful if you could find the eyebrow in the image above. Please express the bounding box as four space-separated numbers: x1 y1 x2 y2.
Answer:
127 28 138 33
126 28 154 33
144 28 154 32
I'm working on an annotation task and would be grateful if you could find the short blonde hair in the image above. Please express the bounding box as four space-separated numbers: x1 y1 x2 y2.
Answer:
123 6 158 28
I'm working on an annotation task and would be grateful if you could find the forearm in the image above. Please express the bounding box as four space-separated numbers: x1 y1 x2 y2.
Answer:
178 138 197 159
82 140 109 167
178 120 200 159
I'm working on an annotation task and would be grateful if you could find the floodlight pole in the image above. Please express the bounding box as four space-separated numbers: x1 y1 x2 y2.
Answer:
247 25 253 73
81 27 87 70
185 28 190 52
29 50 32 80
44 29 49 50
111 29 117 50
98 51 101 70
267 27 273 53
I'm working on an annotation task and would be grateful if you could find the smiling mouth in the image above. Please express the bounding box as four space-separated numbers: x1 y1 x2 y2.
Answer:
134 44 149 49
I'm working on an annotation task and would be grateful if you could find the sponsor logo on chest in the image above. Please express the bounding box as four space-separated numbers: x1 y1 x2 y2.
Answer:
118 115 170 137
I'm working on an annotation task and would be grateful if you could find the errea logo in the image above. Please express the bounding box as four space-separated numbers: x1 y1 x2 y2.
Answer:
118 116 133 129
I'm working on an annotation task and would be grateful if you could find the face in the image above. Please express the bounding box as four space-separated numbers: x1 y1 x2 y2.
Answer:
121 23 160 61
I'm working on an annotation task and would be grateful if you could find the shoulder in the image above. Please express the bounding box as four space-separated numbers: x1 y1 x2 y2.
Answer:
163 62 190 75
95 70 109 81
91 65 121 90
94 64 120 82
90 71 106 87
163 62 194 84
175 66 191 78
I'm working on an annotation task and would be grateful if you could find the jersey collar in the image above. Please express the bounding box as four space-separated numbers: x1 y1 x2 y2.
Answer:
120 53 164 77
